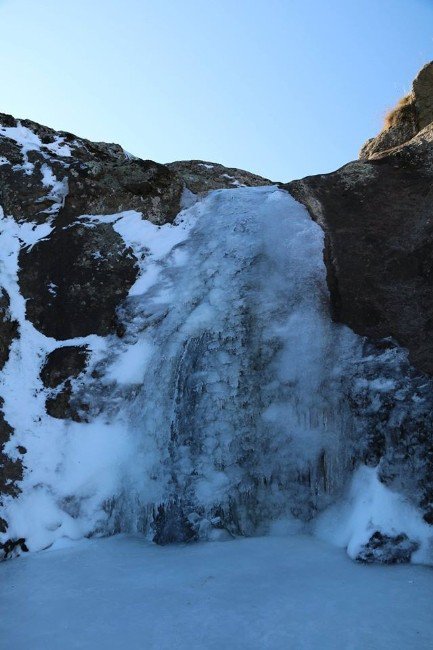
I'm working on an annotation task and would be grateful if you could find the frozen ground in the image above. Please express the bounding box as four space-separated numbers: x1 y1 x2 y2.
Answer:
1 534 432 650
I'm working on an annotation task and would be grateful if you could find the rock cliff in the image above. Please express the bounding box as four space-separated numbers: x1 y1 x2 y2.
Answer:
288 61 433 375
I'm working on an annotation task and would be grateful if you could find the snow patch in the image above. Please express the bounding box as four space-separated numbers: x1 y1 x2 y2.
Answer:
0 207 132 552
105 340 154 385
0 122 72 176
315 465 433 564
44 136 72 157
79 208 196 297
0 123 42 153
40 163 68 215
221 172 246 187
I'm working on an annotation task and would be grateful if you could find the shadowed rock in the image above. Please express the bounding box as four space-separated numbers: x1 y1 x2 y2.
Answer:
356 531 419 564
19 223 138 339
287 62 433 375
40 346 89 389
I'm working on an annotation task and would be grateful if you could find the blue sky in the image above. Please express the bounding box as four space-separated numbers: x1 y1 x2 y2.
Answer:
0 0 432 180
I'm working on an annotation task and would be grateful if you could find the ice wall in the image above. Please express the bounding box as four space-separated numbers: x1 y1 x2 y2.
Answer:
109 187 361 541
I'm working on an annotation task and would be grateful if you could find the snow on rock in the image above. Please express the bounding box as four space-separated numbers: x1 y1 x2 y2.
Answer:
167 159 271 194
0 207 124 552
40 163 68 215
315 465 433 564
0 123 71 175
0 123 43 153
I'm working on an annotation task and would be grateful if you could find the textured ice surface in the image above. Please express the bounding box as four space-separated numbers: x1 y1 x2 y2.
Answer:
89 186 359 541
1 534 432 650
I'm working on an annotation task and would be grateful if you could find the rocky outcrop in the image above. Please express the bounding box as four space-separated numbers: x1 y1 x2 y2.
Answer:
20 223 138 339
0 113 185 225
359 61 433 159
0 290 19 531
413 62 433 131
0 289 18 371
0 404 23 536
167 160 271 194
287 99 433 374
41 346 90 421
40 346 89 389
356 531 419 564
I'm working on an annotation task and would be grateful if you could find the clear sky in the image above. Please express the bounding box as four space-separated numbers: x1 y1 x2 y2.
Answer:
0 0 432 181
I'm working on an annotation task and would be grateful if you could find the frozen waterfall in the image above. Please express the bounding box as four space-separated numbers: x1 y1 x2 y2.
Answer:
1 186 431 562
108 186 358 542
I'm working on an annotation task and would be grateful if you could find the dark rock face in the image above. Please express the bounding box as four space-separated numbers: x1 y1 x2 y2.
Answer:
41 346 90 421
0 291 20 527
0 407 22 497
0 289 18 371
0 404 23 535
288 122 433 375
45 384 87 422
413 62 433 130
40 346 89 389
19 223 138 339
356 531 419 564
167 160 271 194
286 62 433 532
0 112 187 344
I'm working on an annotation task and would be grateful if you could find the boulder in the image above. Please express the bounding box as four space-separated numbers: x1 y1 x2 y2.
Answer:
356 531 419 564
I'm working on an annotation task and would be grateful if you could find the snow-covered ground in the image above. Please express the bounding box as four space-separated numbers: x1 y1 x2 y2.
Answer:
1 534 432 650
